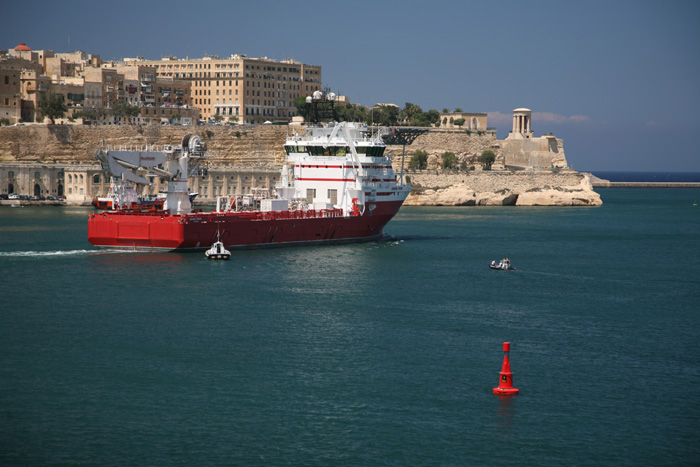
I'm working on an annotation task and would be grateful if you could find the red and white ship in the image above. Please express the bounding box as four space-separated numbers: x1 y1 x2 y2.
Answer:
88 107 410 251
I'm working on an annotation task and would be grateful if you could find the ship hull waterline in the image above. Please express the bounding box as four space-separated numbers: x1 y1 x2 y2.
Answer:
88 200 404 251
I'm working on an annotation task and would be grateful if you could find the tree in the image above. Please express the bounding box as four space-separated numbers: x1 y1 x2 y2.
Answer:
442 151 458 170
337 103 369 123
74 107 105 124
478 150 496 170
442 108 450 113
454 118 465 128
372 105 399 126
126 104 140 122
113 103 141 124
408 150 428 170
426 109 440 125
38 93 67 124
400 102 423 124
293 96 311 121
454 107 463 113
213 114 224 123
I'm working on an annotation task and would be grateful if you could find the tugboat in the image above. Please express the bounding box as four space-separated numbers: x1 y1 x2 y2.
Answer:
205 233 231 260
87 91 410 251
490 258 516 270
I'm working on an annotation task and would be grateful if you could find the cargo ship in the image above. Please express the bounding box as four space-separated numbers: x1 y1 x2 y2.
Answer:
88 99 410 251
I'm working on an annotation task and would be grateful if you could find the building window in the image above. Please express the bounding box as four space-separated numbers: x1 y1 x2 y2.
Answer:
93 174 100 184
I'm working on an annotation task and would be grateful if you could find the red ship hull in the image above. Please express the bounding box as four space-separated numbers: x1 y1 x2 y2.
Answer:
88 200 404 251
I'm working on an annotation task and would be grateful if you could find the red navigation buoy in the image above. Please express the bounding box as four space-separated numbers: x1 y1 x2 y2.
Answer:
493 342 519 395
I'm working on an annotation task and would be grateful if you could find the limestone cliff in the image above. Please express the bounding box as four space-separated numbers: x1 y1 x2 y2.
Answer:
0 125 287 166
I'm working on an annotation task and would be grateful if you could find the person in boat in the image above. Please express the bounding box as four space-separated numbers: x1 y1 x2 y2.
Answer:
491 260 497 267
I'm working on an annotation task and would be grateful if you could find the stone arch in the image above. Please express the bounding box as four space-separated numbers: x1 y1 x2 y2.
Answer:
34 184 41 196
8 183 14 194
57 184 63 196
472 117 478 130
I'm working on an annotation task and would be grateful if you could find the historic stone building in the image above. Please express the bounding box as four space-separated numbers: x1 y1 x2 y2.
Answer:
499 108 568 169
439 112 487 130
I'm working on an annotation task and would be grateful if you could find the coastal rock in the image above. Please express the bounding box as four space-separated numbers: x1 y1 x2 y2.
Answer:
405 171 602 207
476 189 518 206
404 183 476 206
515 188 601 206
515 176 602 206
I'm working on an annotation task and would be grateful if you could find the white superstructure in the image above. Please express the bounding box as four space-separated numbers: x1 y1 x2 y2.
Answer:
277 121 409 216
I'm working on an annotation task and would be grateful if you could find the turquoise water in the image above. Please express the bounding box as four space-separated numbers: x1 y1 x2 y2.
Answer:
1 189 699 465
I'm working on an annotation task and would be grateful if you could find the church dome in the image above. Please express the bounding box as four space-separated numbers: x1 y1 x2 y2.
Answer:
14 43 32 51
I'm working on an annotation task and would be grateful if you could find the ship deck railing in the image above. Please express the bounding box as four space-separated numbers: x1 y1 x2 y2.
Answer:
104 143 175 153
95 208 347 220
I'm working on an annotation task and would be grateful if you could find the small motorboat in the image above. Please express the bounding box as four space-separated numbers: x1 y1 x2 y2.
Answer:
205 240 231 260
490 258 516 270
205 228 230 260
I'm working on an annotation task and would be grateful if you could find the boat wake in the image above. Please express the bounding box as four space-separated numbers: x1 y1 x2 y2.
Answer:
0 249 136 258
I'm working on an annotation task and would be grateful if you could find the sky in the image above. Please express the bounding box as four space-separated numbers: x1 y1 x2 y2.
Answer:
3 0 699 172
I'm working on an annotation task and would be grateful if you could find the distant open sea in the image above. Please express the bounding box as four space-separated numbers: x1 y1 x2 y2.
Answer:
1 188 699 465
591 171 700 183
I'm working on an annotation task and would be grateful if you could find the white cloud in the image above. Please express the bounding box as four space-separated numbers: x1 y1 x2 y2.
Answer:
487 111 591 125
486 112 512 125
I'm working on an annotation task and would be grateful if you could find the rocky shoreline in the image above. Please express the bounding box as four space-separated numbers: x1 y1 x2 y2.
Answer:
403 170 602 206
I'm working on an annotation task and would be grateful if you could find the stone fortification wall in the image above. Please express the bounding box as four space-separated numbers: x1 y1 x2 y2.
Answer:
385 130 502 170
0 125 287 166
499 136 568 169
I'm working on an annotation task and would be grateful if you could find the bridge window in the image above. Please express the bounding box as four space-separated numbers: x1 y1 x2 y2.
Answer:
306 188 315 204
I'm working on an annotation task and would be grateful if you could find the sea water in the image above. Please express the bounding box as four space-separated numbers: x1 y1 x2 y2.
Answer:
1 189 699 465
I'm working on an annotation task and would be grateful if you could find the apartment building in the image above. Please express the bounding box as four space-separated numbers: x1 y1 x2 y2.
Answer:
0 57 39 123
136 55 321 123
20 69 51 122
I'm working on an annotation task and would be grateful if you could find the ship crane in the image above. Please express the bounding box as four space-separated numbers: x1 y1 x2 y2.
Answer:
94 134 206 213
